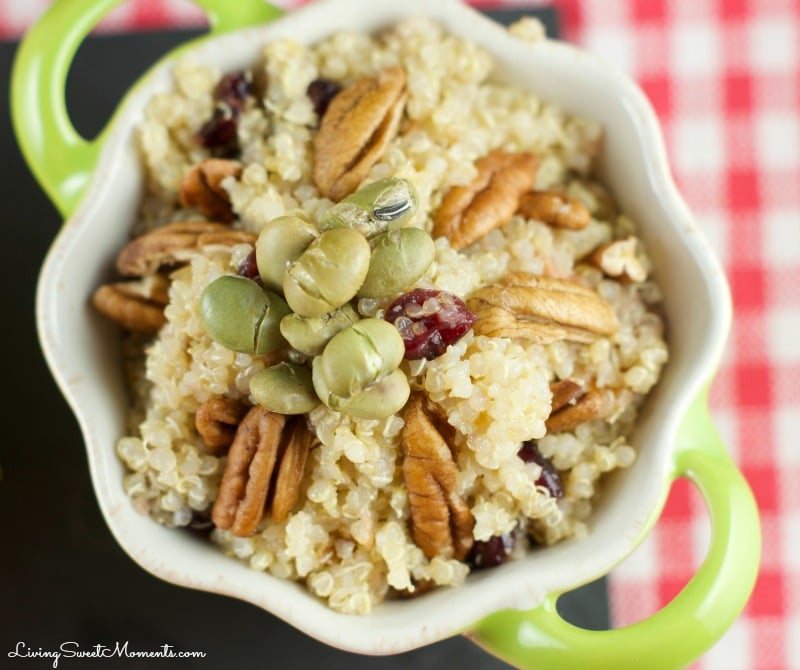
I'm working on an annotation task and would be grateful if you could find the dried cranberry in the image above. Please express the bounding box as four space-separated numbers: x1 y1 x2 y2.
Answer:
518 441 564 499
214 71 251 112
385 288 476 360
467 531 516 569
307 78 342 118
237 250 261 283
195 71 251 156
196 108 239 154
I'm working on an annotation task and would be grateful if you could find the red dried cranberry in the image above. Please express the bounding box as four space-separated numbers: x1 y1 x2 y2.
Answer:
307 78 342 118
214 71 251 112
196 71 251 156
384 288 476 360
518 441 564 499
196 108 239 154
467 531 516 569
237 250 261 283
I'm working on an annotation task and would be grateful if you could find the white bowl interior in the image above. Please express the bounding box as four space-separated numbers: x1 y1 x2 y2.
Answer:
36 0 731 655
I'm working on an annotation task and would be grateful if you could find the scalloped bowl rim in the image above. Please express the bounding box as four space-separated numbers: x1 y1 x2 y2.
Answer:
36 0 731 655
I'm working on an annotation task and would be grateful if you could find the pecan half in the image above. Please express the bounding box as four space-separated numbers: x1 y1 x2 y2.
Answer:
467 271 619 344
91 274 169 332
116 221 256 276
180 158 243 223
195 397 250 453
313 66 407 201
517 190 590 230
401 395 474 561
549 378 586 414
211 409 314 536
432 150 538 249
589 236 648 282
212 407 286 537
270 419 315 523
545 387 619 434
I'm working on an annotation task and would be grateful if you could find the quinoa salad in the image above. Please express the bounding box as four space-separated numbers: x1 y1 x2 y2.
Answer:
92 17 669 615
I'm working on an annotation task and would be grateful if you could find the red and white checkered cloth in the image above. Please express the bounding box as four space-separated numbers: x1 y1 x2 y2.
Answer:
4 1 799 668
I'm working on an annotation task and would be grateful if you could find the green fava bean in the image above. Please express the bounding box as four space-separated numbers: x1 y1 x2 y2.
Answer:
315 318 404 396
357 227 435 298
320 178 418 238
329 369 410 420
255 215 318 292
200 275 290 354
249 362 319 414
311 318 407 419
283 228 370 318
280 304 360 356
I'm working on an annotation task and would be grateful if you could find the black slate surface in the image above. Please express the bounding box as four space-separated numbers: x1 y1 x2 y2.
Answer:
0 7 610 669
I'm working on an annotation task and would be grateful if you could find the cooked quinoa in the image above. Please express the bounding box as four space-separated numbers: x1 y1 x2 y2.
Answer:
111 18 668 615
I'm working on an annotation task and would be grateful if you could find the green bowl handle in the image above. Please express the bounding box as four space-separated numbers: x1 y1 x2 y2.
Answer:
10 0 283 219
471 390 761 670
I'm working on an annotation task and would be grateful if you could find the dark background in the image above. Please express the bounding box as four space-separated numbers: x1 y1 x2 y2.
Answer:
0 7 610 669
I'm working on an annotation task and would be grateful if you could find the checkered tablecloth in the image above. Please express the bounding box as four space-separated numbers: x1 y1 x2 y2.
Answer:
4 1 799 668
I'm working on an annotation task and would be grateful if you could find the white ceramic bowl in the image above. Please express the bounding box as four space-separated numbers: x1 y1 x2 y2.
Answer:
18 0 759 666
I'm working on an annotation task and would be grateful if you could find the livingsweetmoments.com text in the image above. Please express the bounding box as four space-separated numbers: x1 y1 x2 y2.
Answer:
8 641 206 668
